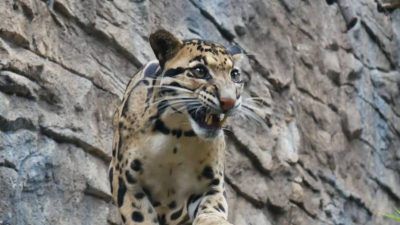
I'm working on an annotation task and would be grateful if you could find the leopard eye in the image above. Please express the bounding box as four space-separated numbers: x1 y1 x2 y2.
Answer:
191 65 210 80
230 69 241 83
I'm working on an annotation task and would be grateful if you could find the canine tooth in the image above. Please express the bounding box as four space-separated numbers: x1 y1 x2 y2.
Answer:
206 114 213 125
219 114 228 126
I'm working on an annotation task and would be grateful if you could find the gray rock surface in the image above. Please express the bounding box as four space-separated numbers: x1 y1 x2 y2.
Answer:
1 0 399 224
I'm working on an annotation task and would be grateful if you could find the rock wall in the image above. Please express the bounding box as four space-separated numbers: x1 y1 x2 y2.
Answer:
1 0 399 224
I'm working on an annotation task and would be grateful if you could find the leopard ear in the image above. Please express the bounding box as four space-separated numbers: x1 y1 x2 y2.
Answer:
149 29 183 67
227 45 243 63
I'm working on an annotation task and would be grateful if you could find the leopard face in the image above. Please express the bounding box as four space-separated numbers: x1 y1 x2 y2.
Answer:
150 30 244 139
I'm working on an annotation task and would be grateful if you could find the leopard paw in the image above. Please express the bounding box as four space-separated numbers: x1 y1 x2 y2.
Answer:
193 214 233 225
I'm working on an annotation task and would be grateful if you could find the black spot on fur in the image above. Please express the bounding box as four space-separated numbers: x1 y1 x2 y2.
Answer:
143 187 154 203
135 192 145 199
188 194 202 203
168 201 177 209
117 152 123 161
125 170 136 184
181 214 190 224
205 189 219 196
202 166 214 179
194 203 200 218
164 67 185 77
158 214 167 225
153 201 161 207
132 211 144 222
217 203 226 212
121 96 131 116
156 100 169 116
117 177 127 207
130 159 142 171
169 82 193 91
183 130 196 137
153 119 170 134
161 81 194 94
142 79 150 86
159 87 177 97
170 207 183 220
117 131 124 149
187 194 202 210
173 147 178 154
121 215 126 223
143 84 154 113
210 178 220 186
171 129 182 138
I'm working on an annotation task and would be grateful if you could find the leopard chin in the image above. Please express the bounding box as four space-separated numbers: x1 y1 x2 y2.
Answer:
189 117 223 139
187 106 228 139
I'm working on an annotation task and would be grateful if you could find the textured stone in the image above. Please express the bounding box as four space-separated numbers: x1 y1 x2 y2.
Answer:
0 167 18 225
0 0 399 224
370 70 400 104
340 102 363 140
322 50 341 85
289 182 304 203
276 120 300 164
226 184 272 225
339 50 364 81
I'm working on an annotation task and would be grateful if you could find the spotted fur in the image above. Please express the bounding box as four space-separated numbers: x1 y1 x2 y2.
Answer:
110 29 244 225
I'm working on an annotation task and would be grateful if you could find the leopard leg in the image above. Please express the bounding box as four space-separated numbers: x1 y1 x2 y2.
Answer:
119 188 159 225
188 179 232 225
190 191 232 225
110 165 160 225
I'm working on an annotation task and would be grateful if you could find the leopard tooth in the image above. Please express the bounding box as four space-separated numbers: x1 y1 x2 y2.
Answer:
219 114 228 126
206 114 213 125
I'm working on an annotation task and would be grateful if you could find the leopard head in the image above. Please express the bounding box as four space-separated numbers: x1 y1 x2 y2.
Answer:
149 29 245 139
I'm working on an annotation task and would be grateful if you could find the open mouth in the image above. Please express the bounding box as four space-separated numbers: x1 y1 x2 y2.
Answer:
188 107 228 131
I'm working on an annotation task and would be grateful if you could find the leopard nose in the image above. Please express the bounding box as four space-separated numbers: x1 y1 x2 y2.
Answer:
220 97 236 112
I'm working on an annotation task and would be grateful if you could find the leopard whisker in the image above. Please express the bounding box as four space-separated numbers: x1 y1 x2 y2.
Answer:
237 105 265 125
156 99 202 112
151 85 194 94
241 103 264 115
245 96 267 101
149 96 196 108
161 102 202 117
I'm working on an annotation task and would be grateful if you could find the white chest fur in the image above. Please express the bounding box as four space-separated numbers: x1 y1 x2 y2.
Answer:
136 133 222 207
